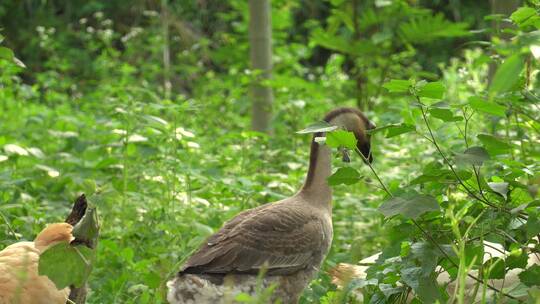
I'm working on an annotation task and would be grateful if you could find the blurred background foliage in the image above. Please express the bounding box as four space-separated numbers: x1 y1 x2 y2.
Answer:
0 0 539 303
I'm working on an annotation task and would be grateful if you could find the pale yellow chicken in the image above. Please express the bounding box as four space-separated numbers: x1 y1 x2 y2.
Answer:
0 223 74 304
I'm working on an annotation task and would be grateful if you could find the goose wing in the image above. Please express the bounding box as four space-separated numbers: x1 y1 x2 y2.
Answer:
180 202 330 275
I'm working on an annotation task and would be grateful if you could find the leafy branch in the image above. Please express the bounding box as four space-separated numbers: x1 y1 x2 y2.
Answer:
354 143 522 301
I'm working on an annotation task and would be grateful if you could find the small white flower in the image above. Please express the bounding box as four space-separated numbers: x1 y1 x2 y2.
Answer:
4 144 28 156
176 127 195 138
186 141 200 149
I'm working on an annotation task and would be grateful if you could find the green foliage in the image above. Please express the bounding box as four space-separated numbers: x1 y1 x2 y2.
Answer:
0 1 539 304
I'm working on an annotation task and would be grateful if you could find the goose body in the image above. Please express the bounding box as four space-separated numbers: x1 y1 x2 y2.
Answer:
167 108 374 304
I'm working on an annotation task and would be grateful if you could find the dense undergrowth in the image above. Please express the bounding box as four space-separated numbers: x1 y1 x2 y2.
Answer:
1 1 539 303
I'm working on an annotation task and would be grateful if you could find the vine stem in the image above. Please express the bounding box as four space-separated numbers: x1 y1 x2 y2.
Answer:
416 97 527 220
353 145 521 301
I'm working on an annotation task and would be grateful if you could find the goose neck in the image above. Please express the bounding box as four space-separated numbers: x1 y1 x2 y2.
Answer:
300 133 332 204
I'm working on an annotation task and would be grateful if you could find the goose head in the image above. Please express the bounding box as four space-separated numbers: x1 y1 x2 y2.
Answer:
323 107 375 163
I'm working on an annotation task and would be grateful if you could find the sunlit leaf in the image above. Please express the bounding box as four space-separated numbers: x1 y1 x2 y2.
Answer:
383 79 411 93
510 7 540 28
417 81 445 99
326 130 357 149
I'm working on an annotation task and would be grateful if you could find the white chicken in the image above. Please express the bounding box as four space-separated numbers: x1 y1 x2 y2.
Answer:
0 223 74 304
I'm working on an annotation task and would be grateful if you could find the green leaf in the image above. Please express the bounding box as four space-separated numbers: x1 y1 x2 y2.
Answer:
367 123 415 138
526 214 540 239
519 265 540 287
429 108 462 122
383 79 411 93
0 47 14 60
378 192 440 219
38 242 95 289
488 182 509 200
510 7 540 28
477 134 513 155
468 96 507 117
384 123 416 138
507 250 528 269
296 121 338 134
417 82 445 99
455 146 490 166
328 167 362 186
326 130 357 149
489 54 524 98
484 257 506 279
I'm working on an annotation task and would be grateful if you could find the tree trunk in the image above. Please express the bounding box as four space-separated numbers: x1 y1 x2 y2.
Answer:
162 0 172 100
249 0 274 133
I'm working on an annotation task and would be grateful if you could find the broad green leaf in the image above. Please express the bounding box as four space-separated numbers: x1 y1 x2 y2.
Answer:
507 250 528 269
326 130 357 149
385 123 415 138
489 54 524 98
296 121 338 134
468 96 507 117
477 134 513 155
464 244 485 267
519 265 540 287
510 7 540 28
400 267 423 289
328 167 361 186
484 257 506 279
400 268 442 303
378 192 440 219
0 47 14 60
379 284 405 298
455 146 490 166
468 96 506 117
488 182 509 200
526 214 540 239
429 108 462 122
417 81 445 99
38 242 95 289
383 79 411 93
